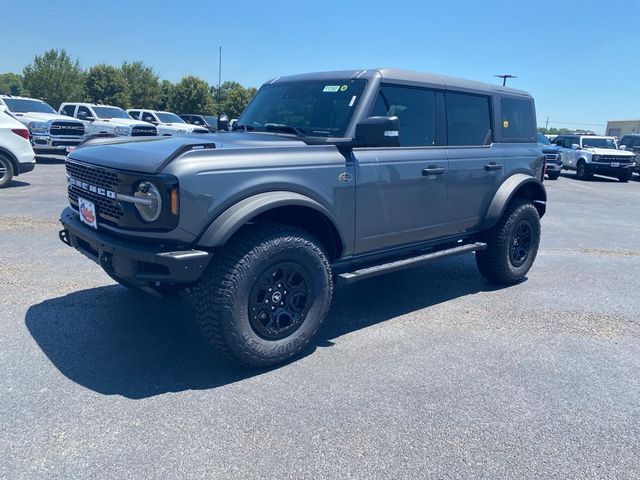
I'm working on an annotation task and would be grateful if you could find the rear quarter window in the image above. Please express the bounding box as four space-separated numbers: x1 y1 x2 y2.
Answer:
501 98 535 140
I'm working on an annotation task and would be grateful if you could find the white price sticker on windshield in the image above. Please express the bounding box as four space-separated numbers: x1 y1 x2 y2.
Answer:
323 85 340 93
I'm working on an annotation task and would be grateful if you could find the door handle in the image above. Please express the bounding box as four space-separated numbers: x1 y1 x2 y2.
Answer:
484 163 503 171
422 167 446 176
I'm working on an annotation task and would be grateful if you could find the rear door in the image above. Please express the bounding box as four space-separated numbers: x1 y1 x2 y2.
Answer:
445 91 500 233
352 83 449 254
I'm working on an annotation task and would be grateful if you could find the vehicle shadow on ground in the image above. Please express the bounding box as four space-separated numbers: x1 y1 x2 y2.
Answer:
3 180 30 189
25 255 506 399
558 172 622 183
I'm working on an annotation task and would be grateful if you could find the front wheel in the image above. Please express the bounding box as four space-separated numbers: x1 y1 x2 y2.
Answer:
193 224 333 367
476 198 541 285
0 155 14 188
576 161 591 180
618 171 633 182
547 171 560 180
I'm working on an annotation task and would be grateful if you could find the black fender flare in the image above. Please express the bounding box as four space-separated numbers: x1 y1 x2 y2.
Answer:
0 146 21 177
197 191 346 249
481 174 547 229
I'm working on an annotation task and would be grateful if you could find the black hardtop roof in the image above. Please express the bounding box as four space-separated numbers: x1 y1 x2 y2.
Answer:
266 68 531 98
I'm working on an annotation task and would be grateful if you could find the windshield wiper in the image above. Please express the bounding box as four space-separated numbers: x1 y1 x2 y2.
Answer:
264 124 306 137
234 124 255 132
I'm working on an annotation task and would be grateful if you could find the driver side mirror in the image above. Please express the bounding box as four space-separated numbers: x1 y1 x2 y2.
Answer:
571 143 580 150
78 111 94 121
619 145 627 150
355 116 400 148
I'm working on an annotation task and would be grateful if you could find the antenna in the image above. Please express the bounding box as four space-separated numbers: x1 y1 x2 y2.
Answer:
217 46 222 118
494 74 517 86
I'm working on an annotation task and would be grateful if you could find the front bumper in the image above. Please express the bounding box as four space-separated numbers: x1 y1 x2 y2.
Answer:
586 162 635 176
31 134 83 153
59 207 212 288
545 162 563 172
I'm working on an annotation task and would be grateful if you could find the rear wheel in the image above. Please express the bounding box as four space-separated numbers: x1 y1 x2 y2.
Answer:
193 224 333 367
576 161 591 180
476 198 541 285
0 155 14 188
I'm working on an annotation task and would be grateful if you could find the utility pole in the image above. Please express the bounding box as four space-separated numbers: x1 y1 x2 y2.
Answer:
217 46 222 122
545 116 549 130
494 74 516 86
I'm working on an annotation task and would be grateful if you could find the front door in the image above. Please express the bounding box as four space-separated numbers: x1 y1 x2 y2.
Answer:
353 84 449 254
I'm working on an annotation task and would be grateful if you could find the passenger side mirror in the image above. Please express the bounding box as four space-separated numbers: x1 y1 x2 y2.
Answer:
571 143 580 150
619 145 626 150
78 111 94 121
355 116 400 148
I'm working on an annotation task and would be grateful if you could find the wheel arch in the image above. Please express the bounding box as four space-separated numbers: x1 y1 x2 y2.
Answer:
481 174 546 229
197 191 346 260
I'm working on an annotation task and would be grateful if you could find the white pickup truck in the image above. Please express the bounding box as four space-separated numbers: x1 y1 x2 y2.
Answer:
0 95 86 155
58 103 157 138
127 109 209 136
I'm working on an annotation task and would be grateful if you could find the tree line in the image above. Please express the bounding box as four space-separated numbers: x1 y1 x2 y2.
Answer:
0 49 257 118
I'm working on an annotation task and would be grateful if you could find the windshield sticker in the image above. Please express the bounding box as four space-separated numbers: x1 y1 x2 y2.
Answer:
503 120 509 128
323 85 340 93
340 85 348 92
348 95 357 107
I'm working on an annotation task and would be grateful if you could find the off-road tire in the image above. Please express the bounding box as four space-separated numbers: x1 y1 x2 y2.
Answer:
547 171 560 180
575 161 591 180
193 223 333 367
476 198 541 285
618 171 632 182
0 155 14 188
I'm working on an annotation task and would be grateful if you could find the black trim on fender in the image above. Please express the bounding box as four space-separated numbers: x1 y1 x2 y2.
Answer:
481 174 546 229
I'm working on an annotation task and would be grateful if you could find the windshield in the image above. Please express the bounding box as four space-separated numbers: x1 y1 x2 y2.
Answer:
156 112 185 124
3 98 56 114
537 133 551 145
237 79 367 137
92 106 131 119
581 137 617 149
203 116 218 126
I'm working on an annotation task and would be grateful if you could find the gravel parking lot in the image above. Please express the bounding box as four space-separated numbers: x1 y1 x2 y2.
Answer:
1 163 639 479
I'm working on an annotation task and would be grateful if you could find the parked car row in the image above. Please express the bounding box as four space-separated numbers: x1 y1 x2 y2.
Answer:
0 110 36 187
0 94 227 157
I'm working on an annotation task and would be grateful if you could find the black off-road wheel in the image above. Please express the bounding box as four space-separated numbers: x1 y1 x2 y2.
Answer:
193 223 333 367
575 161 591 180
547 171 560 180
476 198 541 285
618 171 632 182
0 155 14 188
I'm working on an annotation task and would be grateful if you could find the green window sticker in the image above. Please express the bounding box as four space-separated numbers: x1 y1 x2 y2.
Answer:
323 85 340 93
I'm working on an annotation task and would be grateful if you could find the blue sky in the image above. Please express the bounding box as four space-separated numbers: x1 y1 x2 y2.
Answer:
3 0 638 133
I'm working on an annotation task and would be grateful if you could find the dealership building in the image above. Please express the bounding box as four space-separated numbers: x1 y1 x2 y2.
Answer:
606 119 640 137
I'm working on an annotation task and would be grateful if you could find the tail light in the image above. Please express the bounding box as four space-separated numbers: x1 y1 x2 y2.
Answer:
11 129 30 140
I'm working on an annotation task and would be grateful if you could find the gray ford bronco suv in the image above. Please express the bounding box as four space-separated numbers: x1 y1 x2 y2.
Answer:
59 68 546 367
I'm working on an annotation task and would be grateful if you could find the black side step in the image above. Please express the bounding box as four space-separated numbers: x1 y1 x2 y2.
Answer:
337 242 487 285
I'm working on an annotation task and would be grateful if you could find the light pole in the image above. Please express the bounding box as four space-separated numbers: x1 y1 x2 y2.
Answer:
494 74 517 86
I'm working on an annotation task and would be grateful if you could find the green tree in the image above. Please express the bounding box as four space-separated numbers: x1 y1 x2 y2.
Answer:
0 73 27 96
170 76 214 114
22 49 85 108
211 81 257 118
85 64 130 107
121 61 161 108
158 80 174 111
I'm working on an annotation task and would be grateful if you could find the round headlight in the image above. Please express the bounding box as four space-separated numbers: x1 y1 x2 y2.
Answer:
134 181 162 222
592 155 599 162
176 129 187 135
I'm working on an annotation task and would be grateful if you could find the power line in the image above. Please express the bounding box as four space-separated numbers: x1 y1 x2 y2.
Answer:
537 120 606 127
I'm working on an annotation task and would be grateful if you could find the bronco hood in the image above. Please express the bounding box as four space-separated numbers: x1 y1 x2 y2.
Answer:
68 132 306 173
583 147 635 156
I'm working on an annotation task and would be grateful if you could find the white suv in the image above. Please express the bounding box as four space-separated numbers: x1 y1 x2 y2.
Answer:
127 109 209 136
59 103 158 138
0 110 36 188
0 95 86 155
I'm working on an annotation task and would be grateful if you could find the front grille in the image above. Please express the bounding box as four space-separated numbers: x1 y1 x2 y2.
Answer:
545 153 561 164
50 121 85 137
66 160 124 223
131 126 157 136
599 155 633 163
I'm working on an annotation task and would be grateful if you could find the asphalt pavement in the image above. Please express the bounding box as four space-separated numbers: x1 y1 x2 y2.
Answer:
1 163 639 479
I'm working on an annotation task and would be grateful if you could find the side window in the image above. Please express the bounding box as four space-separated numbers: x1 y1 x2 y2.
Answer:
562 137 575 148
370 84 437 147
142 112 156 123
500 98 535 140
446 92 492 146
193 117 203 125
77 106 92 119
61 104 76 117
553 136 564 146
129 110 140 119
